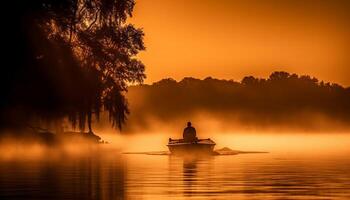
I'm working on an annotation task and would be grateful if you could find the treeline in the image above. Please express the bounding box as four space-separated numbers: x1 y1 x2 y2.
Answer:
0 0 145 133
126 71 350 131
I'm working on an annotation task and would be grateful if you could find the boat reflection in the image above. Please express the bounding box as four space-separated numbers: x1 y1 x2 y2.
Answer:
182 157 197 197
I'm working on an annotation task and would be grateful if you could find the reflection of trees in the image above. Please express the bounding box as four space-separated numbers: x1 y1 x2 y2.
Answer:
0 152 126 200
127 71 350 130
62 153 126 200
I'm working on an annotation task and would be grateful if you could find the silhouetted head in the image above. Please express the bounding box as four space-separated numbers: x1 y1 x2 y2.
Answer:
187 121 192 127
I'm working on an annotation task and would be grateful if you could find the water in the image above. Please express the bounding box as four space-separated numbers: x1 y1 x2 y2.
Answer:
1 134 350 200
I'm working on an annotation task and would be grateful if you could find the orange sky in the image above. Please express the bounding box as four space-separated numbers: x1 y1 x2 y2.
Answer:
130 0 350 86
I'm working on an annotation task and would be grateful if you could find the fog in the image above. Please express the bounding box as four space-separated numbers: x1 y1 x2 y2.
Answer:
2 72 350 159
0 136 113 161
122 110 350 134
2 131 350 161
102 132 350 157
121 74 350 134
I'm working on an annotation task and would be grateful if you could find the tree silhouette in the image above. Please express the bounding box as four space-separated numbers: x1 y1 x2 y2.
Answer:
125 71 350 132
1 0 145 132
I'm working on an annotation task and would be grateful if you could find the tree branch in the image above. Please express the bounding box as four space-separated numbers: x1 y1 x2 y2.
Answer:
85 11 99 31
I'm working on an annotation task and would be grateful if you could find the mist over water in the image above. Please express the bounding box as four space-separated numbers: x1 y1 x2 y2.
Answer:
122 75 350 133
1 132 350 200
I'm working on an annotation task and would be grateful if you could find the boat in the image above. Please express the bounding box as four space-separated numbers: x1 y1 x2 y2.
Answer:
167 138 216 155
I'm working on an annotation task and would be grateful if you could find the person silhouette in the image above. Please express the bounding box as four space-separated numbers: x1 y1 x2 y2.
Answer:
183 122 197 142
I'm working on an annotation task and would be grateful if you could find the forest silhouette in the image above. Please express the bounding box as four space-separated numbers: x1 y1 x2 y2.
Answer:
126 71 350 132
0 0 145 134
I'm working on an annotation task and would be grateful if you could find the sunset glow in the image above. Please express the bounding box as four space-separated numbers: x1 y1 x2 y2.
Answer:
131 0 350 85
1 1 350 199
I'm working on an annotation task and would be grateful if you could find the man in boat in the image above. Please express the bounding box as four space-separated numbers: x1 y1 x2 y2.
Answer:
183 121 197 142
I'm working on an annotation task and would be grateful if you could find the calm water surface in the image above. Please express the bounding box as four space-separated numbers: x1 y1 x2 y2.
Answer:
1 135 350 200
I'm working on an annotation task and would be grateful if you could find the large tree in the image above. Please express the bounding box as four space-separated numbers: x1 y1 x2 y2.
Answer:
0 0 145 132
